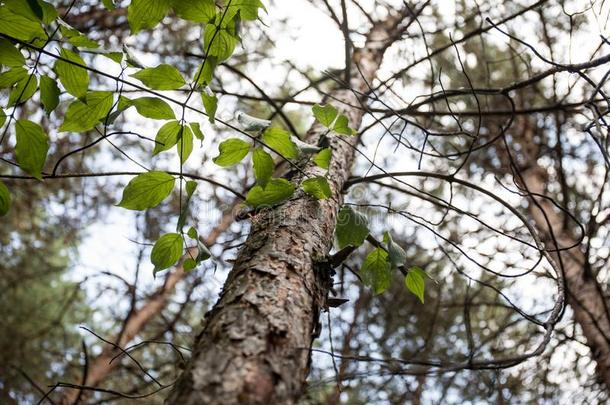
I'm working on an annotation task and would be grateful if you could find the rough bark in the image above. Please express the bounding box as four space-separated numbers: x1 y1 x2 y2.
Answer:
165 11 411 405
513 118 610 388
521 165 610 389
60 207 236 404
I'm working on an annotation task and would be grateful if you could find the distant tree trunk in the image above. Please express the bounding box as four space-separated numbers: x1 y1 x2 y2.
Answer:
60 207 236 404
165 10 412 405
517 121 610 389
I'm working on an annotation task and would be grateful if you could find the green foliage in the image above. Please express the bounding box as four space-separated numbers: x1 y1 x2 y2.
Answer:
302 176 331 200
118 171 175 210
252 147 274 188
130 64 186 90
0 109 5 127
335 206 369 249
151 232 183 274
121 96 176 120
261 127 298 159
153 120 183 155
190 122 205 140
59 91 114 132
5 0 57 24
39 75 60 115
54 48 89 98
0 67 27 88
173 0 216 22
312 103 357 135
0 181 10 216
201 88 218 123
246 178 295 208
213 138 251 166
361 248 392 295
128 0 172 33
177 125 194 164
7 74 37 106
177 181 197 231
0 38 25 66
15 119 48 180
204 16 238 61
405 266 427 303
0 7 46 41
225 0 266 21
313 147 332 170
194 57 218 87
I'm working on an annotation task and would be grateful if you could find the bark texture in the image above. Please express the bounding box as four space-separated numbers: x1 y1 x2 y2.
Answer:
522 166 610 388
517 121 610 388
60 208 236 404
165 11 411 405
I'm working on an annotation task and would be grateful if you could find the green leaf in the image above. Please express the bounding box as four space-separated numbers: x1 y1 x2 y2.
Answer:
128 0 171 33
213 138 250 167
336 206 369 249
0 8 46 41
187 226 198 240
0 38 25 67
201 88 218 123
261 127 298 159
0 109 6 128
405 267 426 303
153 120 182 155
117 171 175 210
130 64 186 90
313 148 332 170
127 96 175 120
203 18 237 61
0 181 11 217
39 75 60 115
54 49 89 99
7 74 37 106
302 176 331 200
59 91 114 132
172 0 215 22
0 67 27 88
312 104 338 128
190 122 204 140
361 248 392 295
333 114 357 135
15 119 48 180
383 231 407 269
151 233 183 274
102 0 116 11
225 0 266 21
183 258 197 271
5 0 57 24
177 180 197 231
177 125 194 164
252 148 273 188
246 178 295 208
193 57 217 86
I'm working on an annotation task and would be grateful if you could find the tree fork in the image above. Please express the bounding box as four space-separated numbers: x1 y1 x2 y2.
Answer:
165 9 412 405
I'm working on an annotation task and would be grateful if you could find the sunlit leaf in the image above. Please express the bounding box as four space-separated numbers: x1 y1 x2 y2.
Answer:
0 38 25 67
313 147 332 170
118 171 175 210
151 232 183 274
0 181 11 217
128 0 171 33
261 127 298 159
213 138 251 167
130 64 186 90
405 267 426 303
246 178 295 208
361 248 392 295
39 75 60 115
252 147 273 188
15 119 48 180
59 91 114 132
54 48 89 98
312 104 337 128
302 176 331 199
153 120 182 155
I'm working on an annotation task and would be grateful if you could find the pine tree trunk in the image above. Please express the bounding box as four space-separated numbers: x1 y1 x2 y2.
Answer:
521 165 610 389
165 11 411 405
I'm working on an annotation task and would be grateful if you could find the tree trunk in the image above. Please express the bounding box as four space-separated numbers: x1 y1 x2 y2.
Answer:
165 10 411 405
60 206 236 404
521 165 610 389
